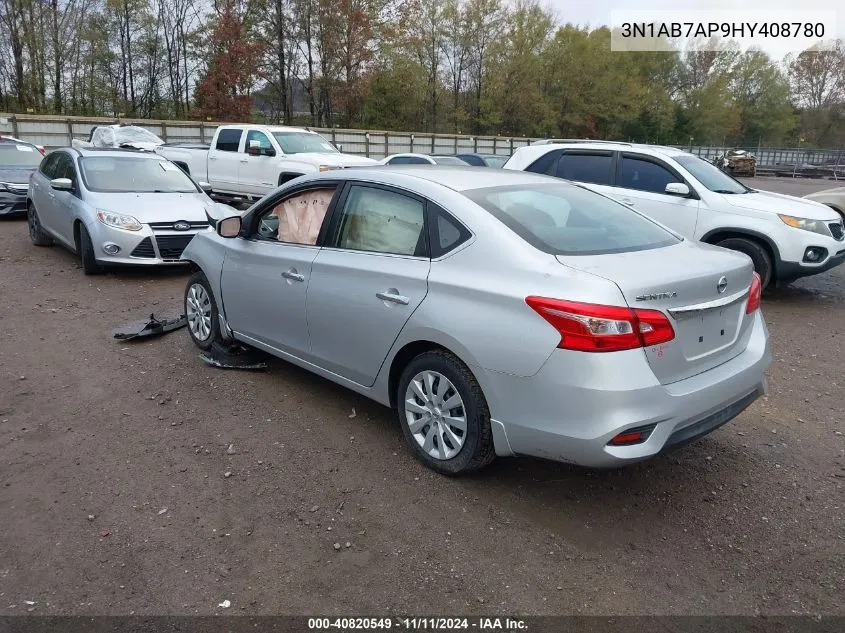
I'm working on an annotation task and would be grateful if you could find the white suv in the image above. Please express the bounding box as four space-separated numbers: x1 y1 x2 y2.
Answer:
504 142 845 288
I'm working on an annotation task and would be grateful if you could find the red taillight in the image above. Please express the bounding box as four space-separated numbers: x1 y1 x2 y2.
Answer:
525 297 675 353
745 272 762 314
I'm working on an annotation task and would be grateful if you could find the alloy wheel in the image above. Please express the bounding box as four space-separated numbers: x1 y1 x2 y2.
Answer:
186 283 212 341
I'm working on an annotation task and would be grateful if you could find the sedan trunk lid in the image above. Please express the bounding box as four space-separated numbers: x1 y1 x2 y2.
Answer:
557 240 756 384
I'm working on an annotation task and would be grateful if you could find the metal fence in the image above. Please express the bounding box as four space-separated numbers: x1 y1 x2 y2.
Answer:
2 113 844 168
678 145 845 169
0 113 531 159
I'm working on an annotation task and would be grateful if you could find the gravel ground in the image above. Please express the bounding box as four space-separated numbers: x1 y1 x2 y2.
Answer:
0 177 843 617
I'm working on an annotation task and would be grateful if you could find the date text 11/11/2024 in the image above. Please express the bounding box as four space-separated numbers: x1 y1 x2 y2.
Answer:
307 617 528 631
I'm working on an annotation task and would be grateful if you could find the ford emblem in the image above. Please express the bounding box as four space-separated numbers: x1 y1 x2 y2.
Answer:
173 221 191 231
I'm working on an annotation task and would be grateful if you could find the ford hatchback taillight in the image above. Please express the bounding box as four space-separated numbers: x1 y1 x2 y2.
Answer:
525 297 675 352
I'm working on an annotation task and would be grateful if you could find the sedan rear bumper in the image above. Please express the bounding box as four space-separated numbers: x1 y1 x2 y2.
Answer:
483 311 771 468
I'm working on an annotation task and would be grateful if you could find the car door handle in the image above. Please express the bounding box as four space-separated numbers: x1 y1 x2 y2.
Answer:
209 156 218 161
48 192 55 198
376 290 409 305
620 198 635 206
239 158 248 163
282 269 305 282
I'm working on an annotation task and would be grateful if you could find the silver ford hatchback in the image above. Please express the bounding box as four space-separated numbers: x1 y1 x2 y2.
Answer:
182 167 771 475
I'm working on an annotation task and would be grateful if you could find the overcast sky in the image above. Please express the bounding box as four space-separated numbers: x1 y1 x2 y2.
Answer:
542 0 843 59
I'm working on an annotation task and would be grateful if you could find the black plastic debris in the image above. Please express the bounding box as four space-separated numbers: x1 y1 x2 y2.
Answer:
199 341 269 371
114 313 187 341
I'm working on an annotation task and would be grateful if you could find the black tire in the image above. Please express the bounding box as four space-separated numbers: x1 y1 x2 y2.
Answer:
27 202 53 246
396 350 495 476
78 223 104 275
184 271 221 351
716 237 773 289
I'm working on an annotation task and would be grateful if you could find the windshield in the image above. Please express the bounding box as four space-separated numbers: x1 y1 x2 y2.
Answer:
674 154 748 194
482 156 508 168
0 144 43 167
271 131 338 154
115 127 163 145
80 157 198 193
432 156 470 165
464 183 678 255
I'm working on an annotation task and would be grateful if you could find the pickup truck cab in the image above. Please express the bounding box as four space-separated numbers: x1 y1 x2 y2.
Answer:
156 124 378 201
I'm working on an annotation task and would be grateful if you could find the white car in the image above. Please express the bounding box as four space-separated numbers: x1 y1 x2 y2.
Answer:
379 153 471 166
504 142 845 288
156 124 378 202
804 187 845 222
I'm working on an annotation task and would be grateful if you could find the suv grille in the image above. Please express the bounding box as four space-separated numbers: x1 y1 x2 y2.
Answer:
155 234 195 259
829 222 844 241
131 237 155 258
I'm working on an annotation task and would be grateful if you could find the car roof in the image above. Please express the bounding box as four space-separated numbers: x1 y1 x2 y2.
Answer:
458 152 505 158
71 147 166 158
224 124 317 134
317 165 561 192
511 142 692 166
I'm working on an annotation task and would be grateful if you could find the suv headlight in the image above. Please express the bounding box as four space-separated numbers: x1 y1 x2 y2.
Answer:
778 214 832 237
96 210 142 231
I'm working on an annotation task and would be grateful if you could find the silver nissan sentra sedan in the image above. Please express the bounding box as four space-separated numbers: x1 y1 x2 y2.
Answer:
181 167 771 475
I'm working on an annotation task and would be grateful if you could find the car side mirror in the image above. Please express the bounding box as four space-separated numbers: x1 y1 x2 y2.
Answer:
261 147 276 157
197 181 212 193
665 182 691 197
50 177 73 191
217 216 242 238
247 146 261 156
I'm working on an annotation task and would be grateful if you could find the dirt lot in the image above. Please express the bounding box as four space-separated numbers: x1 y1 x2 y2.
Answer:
0 177 843 617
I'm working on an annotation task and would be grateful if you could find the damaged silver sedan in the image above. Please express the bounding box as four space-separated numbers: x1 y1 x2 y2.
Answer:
181 167 769 475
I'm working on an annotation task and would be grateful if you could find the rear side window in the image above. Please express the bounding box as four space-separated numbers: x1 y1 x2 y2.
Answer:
556 152 614 185
525 150 561 175
429 205 471 258
618 156 681 194
215 129 243 152
464 183 678 256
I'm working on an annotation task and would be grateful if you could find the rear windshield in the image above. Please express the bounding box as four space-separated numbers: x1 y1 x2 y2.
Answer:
463 183 679 255
0 144 42 167
79 156 198 193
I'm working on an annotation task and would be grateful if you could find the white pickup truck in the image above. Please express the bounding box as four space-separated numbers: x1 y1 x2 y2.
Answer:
156 124 378 202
